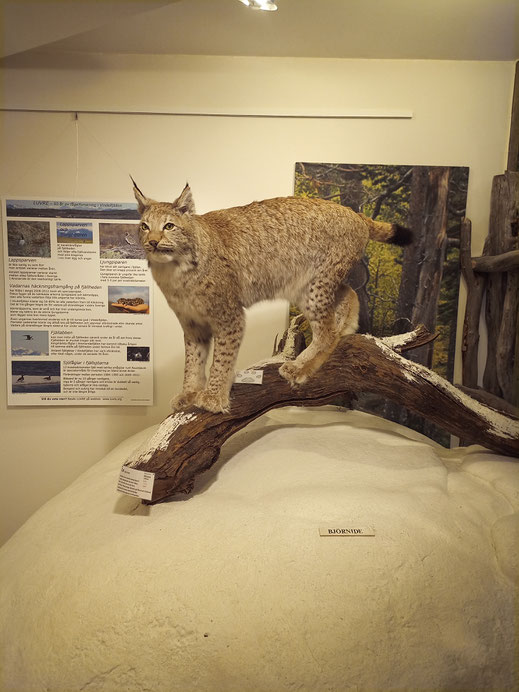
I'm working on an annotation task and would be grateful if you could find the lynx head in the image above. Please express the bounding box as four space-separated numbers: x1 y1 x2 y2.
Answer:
132 179 197 267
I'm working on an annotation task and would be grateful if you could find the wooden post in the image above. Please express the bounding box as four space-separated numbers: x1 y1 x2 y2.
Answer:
460 218 485 389
483 172 519 403
507 61 519 172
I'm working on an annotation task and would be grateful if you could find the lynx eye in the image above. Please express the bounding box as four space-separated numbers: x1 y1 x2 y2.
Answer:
140 222 149 231
164 222 175 231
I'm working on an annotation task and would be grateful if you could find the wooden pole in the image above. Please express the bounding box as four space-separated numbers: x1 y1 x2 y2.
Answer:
483 172 519 400
460 218 485 389
507 61 519 172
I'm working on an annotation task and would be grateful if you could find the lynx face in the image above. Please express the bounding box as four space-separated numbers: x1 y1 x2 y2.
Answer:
139 205 196 267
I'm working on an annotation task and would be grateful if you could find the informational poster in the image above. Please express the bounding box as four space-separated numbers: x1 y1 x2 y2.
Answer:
2 198 153 406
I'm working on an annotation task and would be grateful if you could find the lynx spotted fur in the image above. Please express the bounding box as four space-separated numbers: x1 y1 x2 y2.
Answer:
133 182 412 413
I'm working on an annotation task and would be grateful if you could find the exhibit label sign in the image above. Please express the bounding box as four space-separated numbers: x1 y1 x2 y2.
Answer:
234 368 264 384
2 197 153 406
117 465 155 501
319 527 376 536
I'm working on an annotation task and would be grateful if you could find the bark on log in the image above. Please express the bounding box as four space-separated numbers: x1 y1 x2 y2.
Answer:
124 325 519 505
496 268 519 405
483 172 519 398
507 61 519 172
472 250 519 273
456 385 518 418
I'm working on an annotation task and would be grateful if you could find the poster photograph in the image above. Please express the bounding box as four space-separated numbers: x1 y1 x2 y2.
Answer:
2 198 153 406
294 162 470 444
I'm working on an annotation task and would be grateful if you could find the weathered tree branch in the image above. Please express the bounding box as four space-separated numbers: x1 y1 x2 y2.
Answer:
456 385 519 418
472 250 519 273
124 325 519 505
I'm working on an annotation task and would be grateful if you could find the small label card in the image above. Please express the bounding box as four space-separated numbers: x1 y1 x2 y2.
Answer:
117 465 155 501
319 527 375 537
234 369 264 385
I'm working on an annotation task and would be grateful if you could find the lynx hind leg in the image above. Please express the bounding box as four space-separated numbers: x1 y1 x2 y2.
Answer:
280 278 359 387
280 312 339 386
335 284 359 336
280 279 343 386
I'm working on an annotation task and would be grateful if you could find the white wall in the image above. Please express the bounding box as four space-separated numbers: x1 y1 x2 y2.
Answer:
0 53 514 544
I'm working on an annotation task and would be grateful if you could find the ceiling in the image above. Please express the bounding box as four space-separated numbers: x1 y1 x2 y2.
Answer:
1 0 518 62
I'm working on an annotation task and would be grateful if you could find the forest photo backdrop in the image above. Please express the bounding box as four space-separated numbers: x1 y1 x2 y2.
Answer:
294 162 469 445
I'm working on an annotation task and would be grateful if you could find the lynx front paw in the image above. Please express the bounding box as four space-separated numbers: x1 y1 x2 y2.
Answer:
279 361 308 386
194 390 230 414
170 391 198 412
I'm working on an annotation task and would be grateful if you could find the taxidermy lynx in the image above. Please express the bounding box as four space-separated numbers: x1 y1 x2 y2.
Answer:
133 181 412 414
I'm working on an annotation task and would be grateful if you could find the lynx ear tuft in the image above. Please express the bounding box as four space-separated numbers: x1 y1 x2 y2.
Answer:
130 175 151 214
173 183 196 215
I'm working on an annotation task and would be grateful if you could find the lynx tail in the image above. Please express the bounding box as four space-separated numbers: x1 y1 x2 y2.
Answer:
358 213 413 246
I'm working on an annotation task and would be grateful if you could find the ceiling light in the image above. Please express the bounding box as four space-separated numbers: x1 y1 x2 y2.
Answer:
238 0 278 11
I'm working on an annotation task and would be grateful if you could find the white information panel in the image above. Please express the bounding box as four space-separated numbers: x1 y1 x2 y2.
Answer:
117 465 155 501
2 198 153 406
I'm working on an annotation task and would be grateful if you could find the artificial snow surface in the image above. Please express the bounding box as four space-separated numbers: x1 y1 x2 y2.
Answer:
1 407 517 692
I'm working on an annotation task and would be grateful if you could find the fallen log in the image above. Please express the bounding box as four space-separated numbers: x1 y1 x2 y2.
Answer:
122 324 519 504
